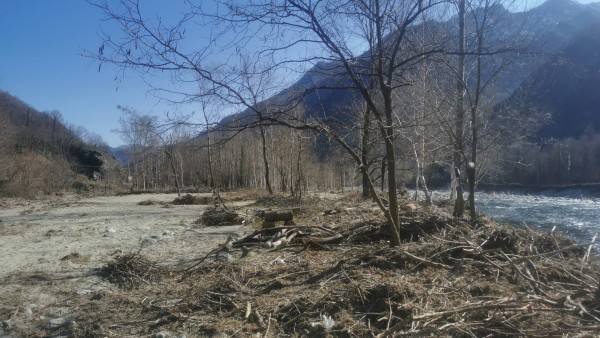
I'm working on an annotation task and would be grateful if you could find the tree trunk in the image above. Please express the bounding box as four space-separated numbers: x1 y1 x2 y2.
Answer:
381 157 386 192
361 102 373 200
468 7 487 224
259 124 273 194
453 0 466 218
361 126 371 199
383 85 401 247
165 148 181 196
414 144 431 205
199 105 217 190
263 210 294 223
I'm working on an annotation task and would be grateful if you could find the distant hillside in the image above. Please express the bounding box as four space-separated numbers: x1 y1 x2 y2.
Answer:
109 145 130 166
216 0 600 187
500 21 600 139
0 91 122 197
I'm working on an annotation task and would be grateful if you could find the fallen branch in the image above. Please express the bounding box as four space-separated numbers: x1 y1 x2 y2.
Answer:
400 250 452 270
512 242 594 263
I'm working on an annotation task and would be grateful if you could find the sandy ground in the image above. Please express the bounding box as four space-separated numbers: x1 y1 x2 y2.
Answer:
0 193 251 336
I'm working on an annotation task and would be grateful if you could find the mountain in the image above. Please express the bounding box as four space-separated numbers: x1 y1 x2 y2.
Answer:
499 21 600 139
0 91 121 196
215 0 600 187
225 0 600 139
109 145 130 166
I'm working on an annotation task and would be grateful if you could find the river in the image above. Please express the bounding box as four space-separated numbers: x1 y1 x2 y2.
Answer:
422 190 599 244
475 192 599 244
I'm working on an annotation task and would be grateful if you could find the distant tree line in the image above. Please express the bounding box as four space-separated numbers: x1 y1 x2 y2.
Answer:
501 131 600 187
114 106 356 196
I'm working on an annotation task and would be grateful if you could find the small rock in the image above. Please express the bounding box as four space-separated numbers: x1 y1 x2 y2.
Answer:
240 246 251 258
104 228 117 238
215 251 234 263
323 209 340 216
162 230 175 237
143 237 159 246
270 256 285 265
22 307 33 317
153 331 172 338
405 203 418 211
158 232 174 242
45 318 75 329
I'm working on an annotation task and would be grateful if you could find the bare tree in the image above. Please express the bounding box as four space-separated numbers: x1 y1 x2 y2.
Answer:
114 106 160 190
88 0 451 247
199 95 218 191
439 0 535 220
220 0 446 246
238 56 276 194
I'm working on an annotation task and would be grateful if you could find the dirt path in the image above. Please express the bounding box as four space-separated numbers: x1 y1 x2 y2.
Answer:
0 193 250 336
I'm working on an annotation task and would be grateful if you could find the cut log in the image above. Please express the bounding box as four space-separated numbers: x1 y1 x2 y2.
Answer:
304 233 344 244
263 210 294 223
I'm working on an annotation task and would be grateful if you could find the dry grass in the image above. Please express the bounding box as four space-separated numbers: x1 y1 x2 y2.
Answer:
67 222 599 337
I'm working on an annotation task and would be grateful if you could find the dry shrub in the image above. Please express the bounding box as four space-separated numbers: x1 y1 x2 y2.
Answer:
1 152 73 197
199 206 242 226
138 199 156 205
172 193 211 205
98 253 162 289
138 199 164 206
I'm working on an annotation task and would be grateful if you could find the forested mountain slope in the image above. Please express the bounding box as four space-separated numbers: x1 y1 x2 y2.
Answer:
0 91 121 197
226 0 600 186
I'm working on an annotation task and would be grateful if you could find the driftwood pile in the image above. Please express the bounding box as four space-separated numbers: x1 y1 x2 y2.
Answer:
79 195 599 337
177 219 600 337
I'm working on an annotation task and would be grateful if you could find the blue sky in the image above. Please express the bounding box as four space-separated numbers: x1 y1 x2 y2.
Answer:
0 0 598 147
0 0 178 147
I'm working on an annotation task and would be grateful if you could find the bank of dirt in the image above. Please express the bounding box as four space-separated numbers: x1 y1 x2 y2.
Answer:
0 191 598 337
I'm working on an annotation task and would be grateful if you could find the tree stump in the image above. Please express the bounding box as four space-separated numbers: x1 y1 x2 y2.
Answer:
261 209 295 228
263 210 294 223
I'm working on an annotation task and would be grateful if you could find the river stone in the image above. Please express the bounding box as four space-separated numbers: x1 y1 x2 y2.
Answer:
45 318 75 329
22 307 33 317
153 331 171 338
104 228 117 237
0 321 11 335
215 252 234 262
